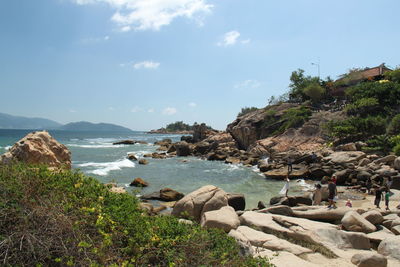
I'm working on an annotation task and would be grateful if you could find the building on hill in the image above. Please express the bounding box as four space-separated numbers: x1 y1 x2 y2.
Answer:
332 63 392 97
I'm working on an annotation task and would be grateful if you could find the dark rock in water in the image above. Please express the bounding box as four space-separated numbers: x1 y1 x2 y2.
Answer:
181 135 194 143
258 163 272 172
175 141 192 156
207 152 227 161
127 153 138 161
157 146 169 151
154 139 172 146
139 159 149 165
113 140 136 145
160 188 184 201
257 201 267 209
165 145 175 154
130 177 149 187
227 193 246 211
141 191 161 200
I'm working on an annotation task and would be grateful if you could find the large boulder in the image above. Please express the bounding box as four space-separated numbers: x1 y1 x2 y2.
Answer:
229 225 312 255
259 205 294 217
141 188 184 201
378 236 400 260
193 141 210 154
264 165 309 180
351 252 387 267
374 155 397 165
362 210 384 225
394 157 400 171
175 141 192 156
172 185 228 222
0 131 71 169
323 151 366 165
292 207 352 223
200 206 240 232
341 211 377 233
130 177 149 187
269 195 312 207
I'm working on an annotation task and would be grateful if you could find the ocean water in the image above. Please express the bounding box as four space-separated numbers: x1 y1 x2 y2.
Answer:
0 129 300 209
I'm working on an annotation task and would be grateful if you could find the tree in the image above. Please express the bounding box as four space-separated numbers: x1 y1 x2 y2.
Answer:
288 69 320 102
302 83 325 103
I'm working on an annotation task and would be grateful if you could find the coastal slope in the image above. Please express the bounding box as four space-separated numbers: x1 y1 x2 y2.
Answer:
59 121 133 132
0 112 62 129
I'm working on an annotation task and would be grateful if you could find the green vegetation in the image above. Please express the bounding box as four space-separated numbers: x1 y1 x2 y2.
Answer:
165 121 213 132
302 83 325 103
288 69 321 102
0 164 271 266
384 68 400 83
261 105 312 137
344 97 380 116
387 114 400 135
238 106 258 117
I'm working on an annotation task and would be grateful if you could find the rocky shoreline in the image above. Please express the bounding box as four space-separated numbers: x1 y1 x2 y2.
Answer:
2 130 400 266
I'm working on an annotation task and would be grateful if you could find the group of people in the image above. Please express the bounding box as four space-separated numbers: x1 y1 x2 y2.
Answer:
279 173 399 210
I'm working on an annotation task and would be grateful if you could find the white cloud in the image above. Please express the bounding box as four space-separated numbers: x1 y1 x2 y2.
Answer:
148 108 155 113
162 107 177 115
72 0 213 31
69 109 77 113
234 80 261 89
108 106 115 111
218 30 250 46
80 35 110 44
188 102 197 107
130 106 142 112
133 61 160 70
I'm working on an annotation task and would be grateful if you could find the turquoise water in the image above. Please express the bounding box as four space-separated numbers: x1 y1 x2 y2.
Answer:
0 129 290 209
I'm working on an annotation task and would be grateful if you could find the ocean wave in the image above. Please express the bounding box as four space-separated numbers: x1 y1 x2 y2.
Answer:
77 159 135 176
67 144 124 148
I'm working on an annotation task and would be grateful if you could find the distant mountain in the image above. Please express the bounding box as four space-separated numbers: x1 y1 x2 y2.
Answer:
0 112 62 129
59 121 133 132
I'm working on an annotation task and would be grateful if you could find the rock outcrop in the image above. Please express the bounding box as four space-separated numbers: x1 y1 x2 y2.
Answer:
200 206 240 232
171 185 228 222
0 131 71 169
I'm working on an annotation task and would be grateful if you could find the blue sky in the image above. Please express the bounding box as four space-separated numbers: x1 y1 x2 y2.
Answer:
1 0 399 130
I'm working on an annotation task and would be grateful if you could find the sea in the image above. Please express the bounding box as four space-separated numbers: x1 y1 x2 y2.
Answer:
0 129 309 209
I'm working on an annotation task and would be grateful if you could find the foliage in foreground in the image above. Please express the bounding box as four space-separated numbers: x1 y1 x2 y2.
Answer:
0 164 271 266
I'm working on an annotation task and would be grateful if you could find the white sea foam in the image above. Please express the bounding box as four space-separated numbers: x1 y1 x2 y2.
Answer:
67 144 124 148
77 159 135 176
4 145 11 151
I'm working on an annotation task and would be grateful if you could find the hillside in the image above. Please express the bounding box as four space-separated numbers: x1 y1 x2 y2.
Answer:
59 121 133 132
0 112 62 129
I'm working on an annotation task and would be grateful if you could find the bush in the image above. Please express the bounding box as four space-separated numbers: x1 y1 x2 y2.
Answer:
275 106 312 135
346 81 400 108
394 144 400 156
387 114 400 135
238 106 259 117
326 116 387 139
302 83 325 103
345 97 380 116
385 69 400 83
0 164 271 266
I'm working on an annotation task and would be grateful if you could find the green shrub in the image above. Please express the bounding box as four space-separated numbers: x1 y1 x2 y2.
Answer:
345 97 379 116
302 83 325 103
0 164 272 266
385 69 400 83
275 106 312 135
387 114 400 135
326 116 387 139
346 81 400 108
394 144 400 156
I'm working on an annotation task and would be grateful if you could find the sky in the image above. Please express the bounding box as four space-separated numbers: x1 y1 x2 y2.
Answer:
1 0 400 131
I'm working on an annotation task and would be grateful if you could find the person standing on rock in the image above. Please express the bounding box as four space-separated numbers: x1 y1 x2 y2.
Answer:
385 189 390 210
287 157 293 173
312 184 322 205
327 179 337 209
374 186 384 209
279 174 290 197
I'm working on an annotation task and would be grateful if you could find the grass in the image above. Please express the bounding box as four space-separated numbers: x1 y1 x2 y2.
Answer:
0 164 272 266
